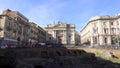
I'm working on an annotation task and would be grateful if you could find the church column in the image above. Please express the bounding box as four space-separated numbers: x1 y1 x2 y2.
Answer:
64 30 67 45
90 36 94 46
54 30 56 38
53 30 56 44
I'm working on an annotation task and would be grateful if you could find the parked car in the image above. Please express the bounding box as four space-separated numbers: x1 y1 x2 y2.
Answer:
35 43 46 47
9 45 17 48
6 43 17 48
47 45 52 47
39 43 46 46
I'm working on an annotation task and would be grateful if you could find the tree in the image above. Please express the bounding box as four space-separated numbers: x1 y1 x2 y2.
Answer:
112 36 120 45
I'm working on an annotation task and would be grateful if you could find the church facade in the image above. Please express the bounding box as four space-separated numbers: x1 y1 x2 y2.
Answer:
45 21 76 46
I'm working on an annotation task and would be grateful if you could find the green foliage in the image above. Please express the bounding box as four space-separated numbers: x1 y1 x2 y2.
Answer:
101 57 120 63
94 51 120 63
95 52 102 57
112 36 120 43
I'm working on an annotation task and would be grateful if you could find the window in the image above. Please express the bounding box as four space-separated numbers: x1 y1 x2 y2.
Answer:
93 28 98 33
103 22 106 25
111 28 115 34
93 37 97 44
111 37 115 44
111 22 113 25
104 38 107 44
104 28 108 34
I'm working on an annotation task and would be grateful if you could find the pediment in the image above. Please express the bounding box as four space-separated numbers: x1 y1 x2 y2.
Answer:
53 23 65 28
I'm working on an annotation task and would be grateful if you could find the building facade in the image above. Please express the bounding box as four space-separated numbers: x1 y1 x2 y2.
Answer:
0 9 46 46
80 14 120 46
2 9 30 46
0 15 19 45
75 31 81 45
45 21 76 46
29 22 46 44
37 26 46 43
29 22 39 44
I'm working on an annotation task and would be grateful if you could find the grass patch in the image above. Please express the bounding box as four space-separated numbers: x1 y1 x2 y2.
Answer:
95 51 102 57
101 57 120 63
94 51 120 63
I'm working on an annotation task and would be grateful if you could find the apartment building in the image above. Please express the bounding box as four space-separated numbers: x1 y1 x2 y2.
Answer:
2 9 30 45
0 15 19 45
37 26 46 43
80 14 120 46
29 22 38 44
0 9 46 46
29 22 46 44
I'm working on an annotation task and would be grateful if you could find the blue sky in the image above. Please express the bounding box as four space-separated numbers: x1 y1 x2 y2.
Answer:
0 0 120 32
